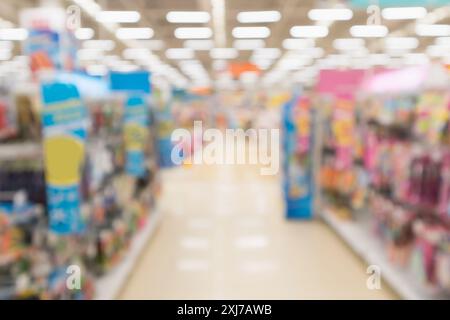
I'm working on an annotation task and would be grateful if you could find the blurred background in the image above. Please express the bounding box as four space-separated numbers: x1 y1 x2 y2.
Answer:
0 0 450 300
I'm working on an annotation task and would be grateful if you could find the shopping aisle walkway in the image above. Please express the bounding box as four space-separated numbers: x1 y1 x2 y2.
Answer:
119 163 397 299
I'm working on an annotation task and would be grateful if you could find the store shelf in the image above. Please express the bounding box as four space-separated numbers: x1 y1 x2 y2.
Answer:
0 143 42 161
95 209 162 300
321 209 438 300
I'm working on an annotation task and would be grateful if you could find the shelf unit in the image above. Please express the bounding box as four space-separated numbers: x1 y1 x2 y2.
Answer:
321 209 441 300
95 209 162 300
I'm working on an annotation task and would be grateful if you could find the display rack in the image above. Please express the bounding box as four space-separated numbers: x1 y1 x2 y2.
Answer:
95 209 162 300
0 142 41 161
321 209 439 300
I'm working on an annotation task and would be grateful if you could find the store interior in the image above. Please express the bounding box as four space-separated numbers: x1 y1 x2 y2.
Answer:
0 0 450 300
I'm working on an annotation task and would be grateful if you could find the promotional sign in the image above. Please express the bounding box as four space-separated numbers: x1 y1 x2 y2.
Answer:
282 95 315 219
41 82 89 234
124 95 149 177
20 7 79 73
110 71 151 94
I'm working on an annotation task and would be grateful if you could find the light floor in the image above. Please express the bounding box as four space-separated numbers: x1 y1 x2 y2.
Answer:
119 163 397 299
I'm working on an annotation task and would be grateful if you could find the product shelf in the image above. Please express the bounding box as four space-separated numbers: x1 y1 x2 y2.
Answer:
321 209 441 300
0 142 42 161
94 209 162 300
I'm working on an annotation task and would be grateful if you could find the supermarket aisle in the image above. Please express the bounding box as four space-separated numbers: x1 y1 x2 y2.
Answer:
119 163 397 299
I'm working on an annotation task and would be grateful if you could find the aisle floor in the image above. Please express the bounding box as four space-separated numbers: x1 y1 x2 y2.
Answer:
119 163 397 299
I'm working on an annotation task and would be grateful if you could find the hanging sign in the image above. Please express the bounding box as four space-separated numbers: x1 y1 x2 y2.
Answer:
41 82 88 234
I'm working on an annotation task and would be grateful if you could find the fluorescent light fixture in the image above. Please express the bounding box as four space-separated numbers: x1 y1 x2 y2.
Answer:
0 41 13 50
75 28 94 40
403 53 429 65
136 40 165 50
382 7 427 20
174 27 212 39
308 8 353 21
0 28 28 41
299 47 325 58
416 24 450 37
290 26 328 38
333 38 365 51
123 48 151 60
350 25 388 37
184 39 214 50
77 49 104 60
96 11 140 23
86 64 108 76
116 28 154 40
427 45 449 57
233 39 265 50
253 48 281 59
237 11 281 23
282 38 315 50
0 49 11 61
210 48 238 59
83 40 115 51
232 27 271 39
111 64 140 72
436 37 450 46
369 53 390 65
165 48 195 60
166 11 210 23
384 37 419 50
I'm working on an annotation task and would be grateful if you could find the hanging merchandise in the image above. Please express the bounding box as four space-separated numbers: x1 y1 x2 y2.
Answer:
40 82 88 234
282 94 315 219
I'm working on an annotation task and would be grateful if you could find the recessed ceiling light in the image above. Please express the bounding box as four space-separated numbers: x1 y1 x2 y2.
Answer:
382 7 427 20
210 48 238 59
123 48 152 60
174 27 212 39
290 26 329 38
350 25 388 37
135 40 165 50
233 39 265 50
83 40 115 51
252 48 281 59
0 28 28 41
416 24 450 37
166 48 195 60
75 28 94 40
333 38 365 51
86 64 108 76
282 38 315 50
184 39 214 50
232 27 271 39
236 11 281 23
436 37 450 46
0 41 13 50
384 37 419 50
308 8 353 21
166 11 210 23
116 28 154 40
96 11 141 23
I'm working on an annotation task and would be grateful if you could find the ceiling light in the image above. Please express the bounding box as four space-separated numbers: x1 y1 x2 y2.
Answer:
166 11 210 23
0 41 13 50
136 40 165 50
233 39 265 50
252 48 281 59
86 64 108 76
350 25 388 37
385 37 419 50
436 37 450 46
416 24 450 37
165 48 195 60
96 11 141 23
210 48 238 59
427 45 450 57
83 40 115 51
116 28 154 40
174 27 212 39
369 53 390 65
77 49 104 60
382 7 427 20
0 28 28 41
232 27 271 39
184 39 214 50
282 38 315 50
75 28 94 40
308 8 353 21
403 53 429 65
290 26 328 38
123 48 151 60
236 11 281 23
333 38 365 50
0 49 11 61
111 64 140 73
